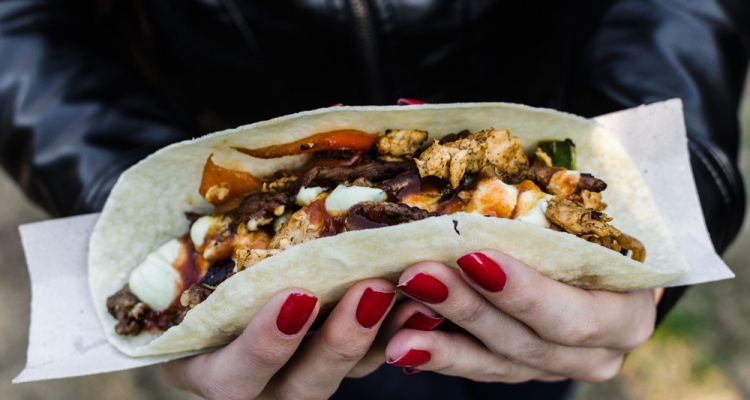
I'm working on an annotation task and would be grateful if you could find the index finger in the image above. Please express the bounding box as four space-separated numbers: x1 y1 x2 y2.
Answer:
161 288 319 399
456 249 656 350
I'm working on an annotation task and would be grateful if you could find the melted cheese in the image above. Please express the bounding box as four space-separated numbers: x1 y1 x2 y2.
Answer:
400 192 443 213
516 195 553 228
190 215 218 248
464 177 518 218
325 185 387 213
461 176 552 227
128 239 182 311
296 186 326 206
547 170 581 196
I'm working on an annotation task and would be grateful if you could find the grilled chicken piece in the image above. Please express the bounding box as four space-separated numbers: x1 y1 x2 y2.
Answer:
582 190 606 211
545 197 645 261
415 129 528 189
235 248 282 272
376 129 429 161
545 197 621 238
201 217 273 261
268 205 325 250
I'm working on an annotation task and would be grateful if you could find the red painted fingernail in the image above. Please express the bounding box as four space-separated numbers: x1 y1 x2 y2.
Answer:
457 252 507 292
397 273 449 303
403 311 445 331
397 98 426 105
387 349 431 367
356 288 396 328
276 293 317 335
403 367 421 374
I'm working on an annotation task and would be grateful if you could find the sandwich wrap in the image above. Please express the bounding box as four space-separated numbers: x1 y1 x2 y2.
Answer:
88 103 689 357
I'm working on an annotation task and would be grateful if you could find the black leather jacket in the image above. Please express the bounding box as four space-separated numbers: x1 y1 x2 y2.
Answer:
1 1 747 398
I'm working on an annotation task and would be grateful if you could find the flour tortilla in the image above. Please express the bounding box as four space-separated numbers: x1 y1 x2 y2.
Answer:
88 103 689 357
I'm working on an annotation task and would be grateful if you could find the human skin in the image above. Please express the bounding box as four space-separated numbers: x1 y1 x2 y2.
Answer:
161 249 657 398
384 249 656 382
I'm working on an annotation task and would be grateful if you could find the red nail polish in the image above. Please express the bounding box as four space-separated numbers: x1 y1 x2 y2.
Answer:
276 293 317 335
356 288 396 328
457 252 507 292
397 98 426 105
397 273 449 303
387 349 431 367
403 311 445 331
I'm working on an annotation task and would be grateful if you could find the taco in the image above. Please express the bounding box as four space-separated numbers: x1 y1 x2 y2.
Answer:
89 103 688 357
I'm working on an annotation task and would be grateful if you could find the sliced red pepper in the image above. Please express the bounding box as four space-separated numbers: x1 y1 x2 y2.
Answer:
199 154 262 205
235 129 378 159
297 151 367 171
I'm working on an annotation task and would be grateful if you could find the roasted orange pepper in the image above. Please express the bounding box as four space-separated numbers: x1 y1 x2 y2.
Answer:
235 129 378 158
199 154 262 205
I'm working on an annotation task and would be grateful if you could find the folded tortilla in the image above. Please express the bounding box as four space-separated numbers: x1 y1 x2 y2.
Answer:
88 103 689 357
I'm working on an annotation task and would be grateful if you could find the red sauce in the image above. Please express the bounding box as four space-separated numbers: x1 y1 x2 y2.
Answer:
144 298 186 333
144 234 205 333
306 198 345 237
509 180 541 218
435 175 479 215
436 192 469 215
175 235 204 287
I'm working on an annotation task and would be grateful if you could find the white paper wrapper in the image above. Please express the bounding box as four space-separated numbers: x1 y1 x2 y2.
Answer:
13 99 733 383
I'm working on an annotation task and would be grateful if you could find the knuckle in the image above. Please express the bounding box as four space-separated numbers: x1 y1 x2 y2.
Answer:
483 360 516 383
622 317 655 351
451 296 490 327
505 289 543 317
509 337 553 366
320 334 368 364
250 344 289 371
482 359 540 384
566 315 604 346
582 355 624 383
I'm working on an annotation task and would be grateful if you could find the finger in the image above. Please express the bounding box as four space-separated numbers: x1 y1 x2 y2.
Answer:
271 279 396 399
396 262 626 381
385 329 555 383
381 300 446 337
161 288 318 399
455 249 656 350
346 300 445 378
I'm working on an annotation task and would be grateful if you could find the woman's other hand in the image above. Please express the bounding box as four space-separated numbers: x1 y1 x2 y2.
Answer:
386 249 656 382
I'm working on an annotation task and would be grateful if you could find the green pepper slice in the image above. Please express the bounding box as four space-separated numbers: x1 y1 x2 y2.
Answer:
537 139 576 170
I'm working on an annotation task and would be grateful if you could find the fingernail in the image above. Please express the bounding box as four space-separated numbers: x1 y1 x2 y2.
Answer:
397 273 449 303
403 311 445 331
457 252 507 292
397 98 426 105
356 288 396 329
387 349 431 367
276 293 317 335
403 367 420 374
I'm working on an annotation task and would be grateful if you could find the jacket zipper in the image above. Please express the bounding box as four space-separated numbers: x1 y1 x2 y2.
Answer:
349 0 385 103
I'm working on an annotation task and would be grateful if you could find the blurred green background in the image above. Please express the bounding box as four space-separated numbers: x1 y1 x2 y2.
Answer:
2 90 750 398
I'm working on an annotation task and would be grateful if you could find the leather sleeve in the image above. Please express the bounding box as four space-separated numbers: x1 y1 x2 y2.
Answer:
0 0 198 216
564 0 749 322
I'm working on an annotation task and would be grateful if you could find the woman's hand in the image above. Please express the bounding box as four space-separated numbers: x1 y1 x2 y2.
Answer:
385 249 657 382
161 279 396 399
